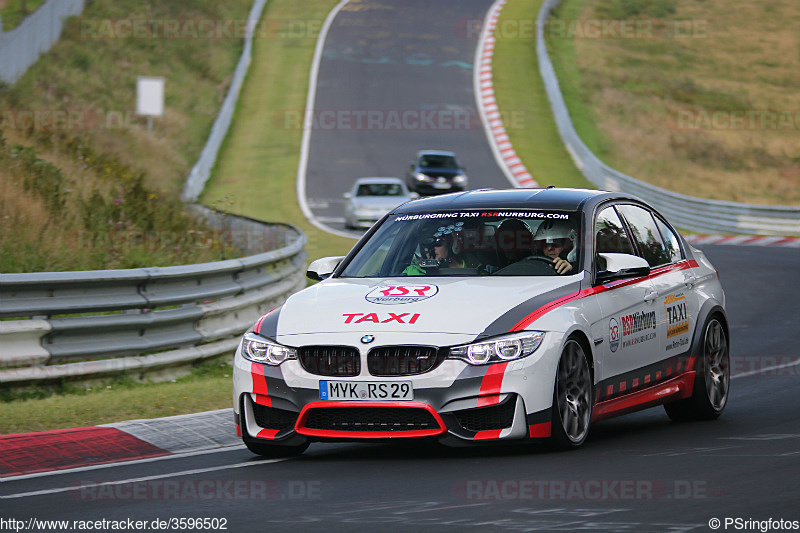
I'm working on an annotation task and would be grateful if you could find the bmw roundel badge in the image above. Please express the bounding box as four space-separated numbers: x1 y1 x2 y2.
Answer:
361 335 375 344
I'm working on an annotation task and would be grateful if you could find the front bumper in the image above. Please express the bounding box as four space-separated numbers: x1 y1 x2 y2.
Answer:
410 182 466 196
232 334 561 446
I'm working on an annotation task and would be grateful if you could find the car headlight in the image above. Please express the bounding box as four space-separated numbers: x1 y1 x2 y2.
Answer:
241 332 297 365
415 172 430 182
449 332 544 365
453 174 467 184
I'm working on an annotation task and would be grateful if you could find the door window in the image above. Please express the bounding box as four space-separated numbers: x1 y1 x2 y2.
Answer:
595 206 635 255
595 206 635 272
655 216 684 263
616 204 671 267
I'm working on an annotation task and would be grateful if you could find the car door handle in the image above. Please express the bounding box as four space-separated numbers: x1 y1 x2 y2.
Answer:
684 275 697 289
644 290 658 303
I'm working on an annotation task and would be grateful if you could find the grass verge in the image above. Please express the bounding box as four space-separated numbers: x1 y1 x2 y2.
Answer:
201 0 355 261
0 0 46 31
492 0 593 189
0 360 233 434
0 0 258 271
545 0 800 205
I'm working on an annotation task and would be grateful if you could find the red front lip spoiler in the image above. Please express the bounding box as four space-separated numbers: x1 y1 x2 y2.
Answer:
294 401 447 439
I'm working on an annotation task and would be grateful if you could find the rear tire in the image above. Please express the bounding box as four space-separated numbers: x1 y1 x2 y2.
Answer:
548 337 593 450
664 316 730 422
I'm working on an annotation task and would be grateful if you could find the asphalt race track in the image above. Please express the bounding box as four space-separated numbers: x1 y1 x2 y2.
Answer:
303 0 509 232
2 245 799 532
2 0 799 531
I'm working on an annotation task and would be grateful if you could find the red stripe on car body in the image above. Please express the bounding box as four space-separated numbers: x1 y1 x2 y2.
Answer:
254 393 272 407
473 429 503 440
477 363 509 407
253 314 267 335
528 422 551 438
256 429 280 440
511 260 699 331
251 363 269 396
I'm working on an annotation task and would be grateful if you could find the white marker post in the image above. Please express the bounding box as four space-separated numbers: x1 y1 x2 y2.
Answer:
136 76 164 132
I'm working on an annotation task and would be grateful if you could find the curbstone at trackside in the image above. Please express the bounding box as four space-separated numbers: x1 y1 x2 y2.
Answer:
474 0 539 189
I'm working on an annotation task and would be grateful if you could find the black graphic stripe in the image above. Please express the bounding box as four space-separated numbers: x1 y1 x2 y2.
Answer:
476 281 583 339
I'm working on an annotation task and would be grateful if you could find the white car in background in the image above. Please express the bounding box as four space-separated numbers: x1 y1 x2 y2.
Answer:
234 188 730 456
343 177 416 230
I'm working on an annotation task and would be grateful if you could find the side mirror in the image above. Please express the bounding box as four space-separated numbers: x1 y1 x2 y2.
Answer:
343 192 352 199
306 256 345 281
595 253 650 284
409 192 420 199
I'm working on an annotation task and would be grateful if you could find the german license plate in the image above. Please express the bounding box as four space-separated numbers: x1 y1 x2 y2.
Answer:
320 381 413 401
432 182 451 189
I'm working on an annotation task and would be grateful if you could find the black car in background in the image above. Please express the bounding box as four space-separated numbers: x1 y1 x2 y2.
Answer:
406 150 468 195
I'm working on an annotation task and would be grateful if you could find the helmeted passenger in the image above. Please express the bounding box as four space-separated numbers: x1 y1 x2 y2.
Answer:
532 220 577 275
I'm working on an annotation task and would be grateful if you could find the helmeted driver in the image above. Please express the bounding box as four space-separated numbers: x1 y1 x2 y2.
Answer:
403 222 469 275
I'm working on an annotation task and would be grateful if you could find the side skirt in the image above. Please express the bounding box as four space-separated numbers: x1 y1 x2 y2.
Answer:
591 371 695 422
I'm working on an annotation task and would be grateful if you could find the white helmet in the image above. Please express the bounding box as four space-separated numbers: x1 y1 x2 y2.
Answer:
534 220 578 262
534 220 572 243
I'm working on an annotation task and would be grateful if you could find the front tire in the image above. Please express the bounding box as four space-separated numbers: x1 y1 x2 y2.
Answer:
240 397 309 457
548 337 593 450
664 316 730 421
242 431 309 457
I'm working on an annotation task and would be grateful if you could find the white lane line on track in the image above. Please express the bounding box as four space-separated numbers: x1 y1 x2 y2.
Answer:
4 357 793 486
731 356 800 379
0 445 246 484
296 0 358 240
1 458 289 500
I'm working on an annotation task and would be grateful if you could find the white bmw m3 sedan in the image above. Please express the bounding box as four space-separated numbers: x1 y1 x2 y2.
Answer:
233 188 730 455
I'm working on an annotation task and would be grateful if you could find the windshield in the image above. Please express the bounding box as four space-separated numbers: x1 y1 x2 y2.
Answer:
340 210 582 278
418 154 458 170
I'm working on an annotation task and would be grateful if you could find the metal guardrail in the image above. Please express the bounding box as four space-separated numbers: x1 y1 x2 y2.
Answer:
0 217 307 385
0 0 299 387
536 0 800 236
0 0 85 85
